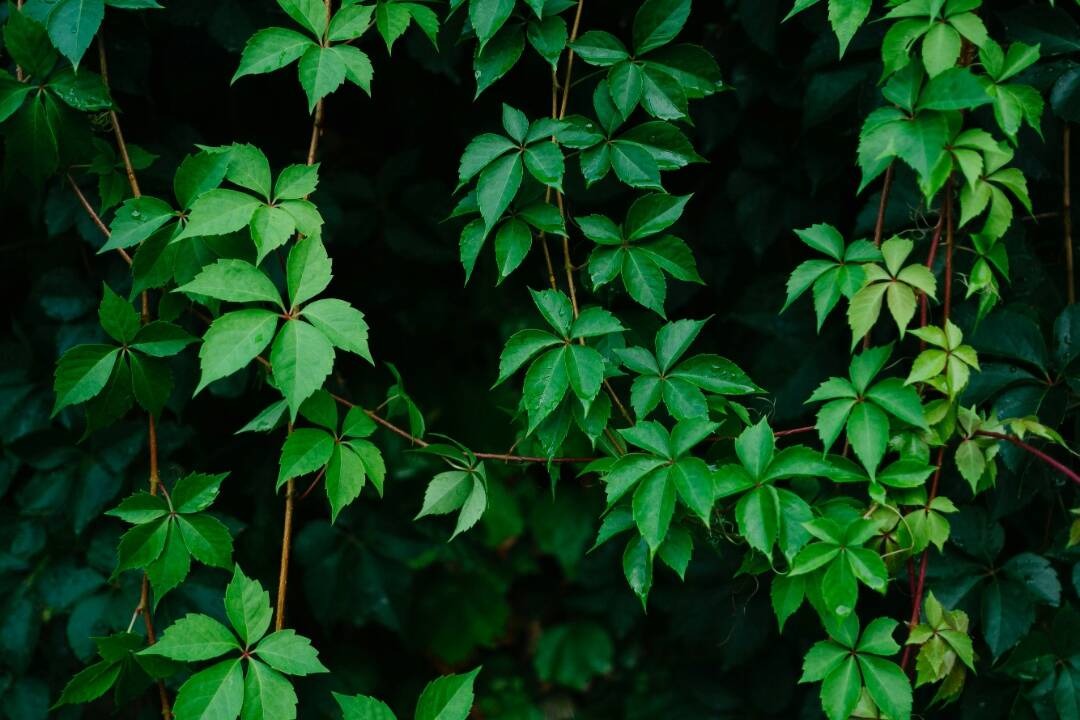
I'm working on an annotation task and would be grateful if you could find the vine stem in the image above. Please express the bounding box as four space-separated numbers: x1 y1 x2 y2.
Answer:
96 30 171 719
14 0 24 81
862 165 895 349
66 174 133 265
274 0 332 633
326 392 600 464
543 0 632 443
975 431 1080 486
1065 124 1074 305
900 445 946 672
918 190 948 341
873 163 894 248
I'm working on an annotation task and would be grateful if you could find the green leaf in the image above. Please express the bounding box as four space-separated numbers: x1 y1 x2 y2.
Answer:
274 163 320 201
46 0 105 68
494 218 533 281
471 0 514 48
474 23 525 97
53 345 120 415
625 193 691 242
142 614 239 661
671 457 713 525
299 45 348 112
857 655 913 720
865 378 926 428
477 153 523 229
108 492 168 523
608 62 644 118
530 288 574 337
326 443 365 522
375 1 411 52
632 466 675 550
622 249 666 316
417 471 472 518
633 0 690 54
918 68 992 111
828 0 871 57
623 533 653 607
414 667 481 720
523 347 569 431
234 27 316 82
130 353 172 417
496 329 562 385
278 427 335 488
98 284 141 343
3 7 56 78
328 4 374 42
226 144 273 198
334 693 397 720
255 629 328 676
225 565 272 646
458 134 517 188
923 22 961 77
242 660 298 720
279 0 328 38
522 141 565 190
610 141 663 190
565 344 605 403
819 656 861 720
171 659 244 720
131 321 196 357
735 418 775 479
571 31 630 66
735 485 780 554
300 298 372 363
250 205 297 267
178 259 283 308
847 401 890 477
196 310 280 393
527 15 567 68
101 197 176 252
54 660 122 707
533 622 613 691
172 472 228 514
177 189 261 240
176 514 233 569
571 307 624 339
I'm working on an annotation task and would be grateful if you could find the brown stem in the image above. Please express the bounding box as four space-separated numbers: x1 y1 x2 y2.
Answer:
775 425 815 438
275 0 333 634
873 163 894 248
274 478 295 631
918 198 948 340
900 445 946 671
98 35 141 199
943 180 955 322
13 1 25 81
1065 124 1075 305
976 431 1080 486
66 174 134 266
94 34 169 716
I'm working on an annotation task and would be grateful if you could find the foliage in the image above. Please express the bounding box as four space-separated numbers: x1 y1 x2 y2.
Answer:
0 0 1078 718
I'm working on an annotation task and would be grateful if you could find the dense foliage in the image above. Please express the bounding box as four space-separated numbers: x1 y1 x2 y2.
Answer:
0 0 1078 717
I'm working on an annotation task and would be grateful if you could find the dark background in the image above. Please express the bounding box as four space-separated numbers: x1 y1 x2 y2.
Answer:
1 0 1078 717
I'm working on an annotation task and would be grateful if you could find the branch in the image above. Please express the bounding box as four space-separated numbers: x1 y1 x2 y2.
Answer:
66 174 133 266
1065 124 1075 305
975 430 1080 486
95 30 170 718
275 0 333 634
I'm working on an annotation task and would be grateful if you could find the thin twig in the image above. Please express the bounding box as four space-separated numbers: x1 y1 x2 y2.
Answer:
873 163 894 248
900 445 945 671
1065 124 1075 305
275 0 333 634
66 174 133 265
95 32 169 717
976 431 1080 486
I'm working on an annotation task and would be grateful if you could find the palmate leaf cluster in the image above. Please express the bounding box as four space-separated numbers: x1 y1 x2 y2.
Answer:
1 0 1079 719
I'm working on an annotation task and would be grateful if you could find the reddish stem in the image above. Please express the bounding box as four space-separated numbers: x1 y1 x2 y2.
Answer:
900 445 946 671
975 431 1080 486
